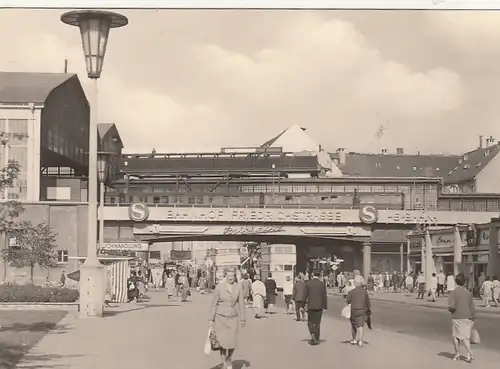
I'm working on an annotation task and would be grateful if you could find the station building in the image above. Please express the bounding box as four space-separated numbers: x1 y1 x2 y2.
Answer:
1 71 500 284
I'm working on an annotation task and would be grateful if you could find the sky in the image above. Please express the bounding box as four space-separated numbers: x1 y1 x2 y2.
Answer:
1 9 500 154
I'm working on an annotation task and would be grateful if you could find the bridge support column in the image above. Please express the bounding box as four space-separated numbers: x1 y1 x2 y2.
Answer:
362 241 371 282
487 219 500 279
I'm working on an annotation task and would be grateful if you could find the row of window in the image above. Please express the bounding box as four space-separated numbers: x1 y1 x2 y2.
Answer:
0 142 28 200
46 129 86 164
116 183 439 194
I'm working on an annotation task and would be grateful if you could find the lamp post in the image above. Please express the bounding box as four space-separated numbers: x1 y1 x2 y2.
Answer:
61 10 128 318
97 151 113 253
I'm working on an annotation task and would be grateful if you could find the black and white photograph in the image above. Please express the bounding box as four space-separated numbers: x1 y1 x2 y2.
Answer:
0 2 499 368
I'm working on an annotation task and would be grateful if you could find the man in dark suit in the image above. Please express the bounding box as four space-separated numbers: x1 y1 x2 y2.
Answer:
305 270 328 345
292 274 307 321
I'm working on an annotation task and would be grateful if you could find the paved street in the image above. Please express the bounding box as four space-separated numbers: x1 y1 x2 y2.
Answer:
325 294 500 352
16 290 500 369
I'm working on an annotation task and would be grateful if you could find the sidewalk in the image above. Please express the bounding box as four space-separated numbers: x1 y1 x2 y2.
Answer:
17 290 500 369
328 288 500 315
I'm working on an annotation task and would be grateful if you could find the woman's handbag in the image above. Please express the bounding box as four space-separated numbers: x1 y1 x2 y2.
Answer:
341 304 351 319
209 326 221 351
204 327 212 355
470 328 481 344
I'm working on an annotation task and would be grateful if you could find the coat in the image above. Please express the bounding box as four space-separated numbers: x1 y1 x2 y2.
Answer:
305 278 328 311
292 280 307 302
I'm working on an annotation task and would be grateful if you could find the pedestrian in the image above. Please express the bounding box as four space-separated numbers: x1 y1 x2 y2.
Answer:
429 273 438 302
446 272 456 293
405 273 414 295
137 270 146 302
198 272 207 294
283 275 294 314
416 271 425 299
179 272 190 302
304 270 328 345
480 276 493 307
264 273 277 314
240 274 252 307
337 272 344 293
251 274 266 319
448 273 475 363
292 274 307 321
347 275 371 348
165 273 175 299
367 273 374 292
492 276 500 307
127 271 139 303
437 270 446 297
208 268 246 369
60 271 66 287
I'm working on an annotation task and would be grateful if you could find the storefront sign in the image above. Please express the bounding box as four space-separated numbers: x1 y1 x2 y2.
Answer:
222 225 284 236
409 239 422 250
100 242 149 252
170 250 192 260
103 205 499 226
128 203 149 222
479 229 490 245
432 234 454 247
358 205 379 224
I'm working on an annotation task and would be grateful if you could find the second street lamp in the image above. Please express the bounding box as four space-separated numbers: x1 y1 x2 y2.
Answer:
61 10 128 318
97 151 113 255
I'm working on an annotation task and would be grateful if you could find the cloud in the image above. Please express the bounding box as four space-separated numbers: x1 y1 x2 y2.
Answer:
0 10 466 154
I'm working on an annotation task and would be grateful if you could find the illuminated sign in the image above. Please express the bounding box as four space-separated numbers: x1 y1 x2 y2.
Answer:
358 205 379 224
128 203 149 222
100 242 149 252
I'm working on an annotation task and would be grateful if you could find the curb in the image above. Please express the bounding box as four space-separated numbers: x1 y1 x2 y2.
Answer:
0 302 79 311
327 291 500 316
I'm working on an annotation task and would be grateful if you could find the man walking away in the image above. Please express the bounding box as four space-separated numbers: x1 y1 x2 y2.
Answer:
347 276 371 348
292 275 307 321
437 270 446 297
304 270 328 345
240 274 252 308
283 275 294 314
448 273 475 363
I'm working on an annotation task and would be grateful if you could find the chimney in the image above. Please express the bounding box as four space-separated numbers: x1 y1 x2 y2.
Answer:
337 148 346 165
64 59 68 74
396 148 404 155
381 148 388 155
318 144 322 152
479 135 484 149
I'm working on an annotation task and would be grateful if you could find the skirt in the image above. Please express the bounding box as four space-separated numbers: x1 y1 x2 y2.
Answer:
266 293 276 305
214 313 240 350
253 295 264 309
452 319 473 340
350 309 366 328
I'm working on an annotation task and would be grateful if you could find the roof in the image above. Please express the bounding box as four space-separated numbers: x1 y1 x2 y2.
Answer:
0 72 75 104
98 122 124 150
331 152 459 178
444 144 500 183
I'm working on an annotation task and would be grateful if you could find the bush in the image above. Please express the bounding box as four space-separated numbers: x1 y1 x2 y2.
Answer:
0 284 79 303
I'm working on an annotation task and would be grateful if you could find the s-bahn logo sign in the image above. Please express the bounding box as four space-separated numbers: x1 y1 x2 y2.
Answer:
358 205 379 225
128 203 150 222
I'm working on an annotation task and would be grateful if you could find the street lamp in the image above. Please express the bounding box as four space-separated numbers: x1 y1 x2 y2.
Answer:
61 10 128 318
97 151 113 254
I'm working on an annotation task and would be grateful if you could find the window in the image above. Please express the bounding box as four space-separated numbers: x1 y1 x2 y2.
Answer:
57 250 69 264
284 265 294 271
8 235 19 248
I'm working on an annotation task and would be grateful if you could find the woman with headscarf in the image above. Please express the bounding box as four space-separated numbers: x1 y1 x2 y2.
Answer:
209 268 246 369
346 276 371 348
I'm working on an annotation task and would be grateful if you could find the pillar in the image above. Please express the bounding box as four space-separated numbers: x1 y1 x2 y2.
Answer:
400 243 404 274
424 230 435 288
487 220 500 278
362 241 371 281
453 225 463 276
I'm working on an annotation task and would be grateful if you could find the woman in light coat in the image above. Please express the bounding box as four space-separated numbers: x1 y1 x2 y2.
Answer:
251 274 266 319
209 268 246 369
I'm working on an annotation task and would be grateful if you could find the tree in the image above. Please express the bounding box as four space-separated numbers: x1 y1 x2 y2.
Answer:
1 221 59 284
0 161 24 232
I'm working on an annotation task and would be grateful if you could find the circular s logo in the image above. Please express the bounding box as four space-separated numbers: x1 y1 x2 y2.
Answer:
128 203 149 222
358 205 379 225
